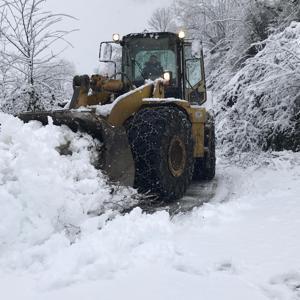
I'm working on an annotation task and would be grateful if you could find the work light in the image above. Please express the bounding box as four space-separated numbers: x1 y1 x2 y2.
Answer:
178 30 185 39
112 33 120 42
163 71 172 82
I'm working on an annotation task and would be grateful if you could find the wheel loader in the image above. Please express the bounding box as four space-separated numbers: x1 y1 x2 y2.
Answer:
19 31 215 201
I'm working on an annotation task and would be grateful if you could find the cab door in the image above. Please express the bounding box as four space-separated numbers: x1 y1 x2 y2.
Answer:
184 41 207 105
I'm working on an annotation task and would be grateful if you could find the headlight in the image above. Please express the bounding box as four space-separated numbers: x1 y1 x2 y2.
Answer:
178 30 185 39
163 71 172 82
112 33 120 42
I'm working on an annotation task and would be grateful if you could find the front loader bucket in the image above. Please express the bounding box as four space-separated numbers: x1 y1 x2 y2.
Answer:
18 110 135 187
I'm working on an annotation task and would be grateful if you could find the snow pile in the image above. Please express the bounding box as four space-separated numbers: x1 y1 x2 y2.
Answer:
0 113 299 300
0 113 136 256
0 149 299 300
216 22 300 156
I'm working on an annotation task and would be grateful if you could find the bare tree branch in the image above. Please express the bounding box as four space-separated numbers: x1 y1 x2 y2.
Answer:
148 7 176 32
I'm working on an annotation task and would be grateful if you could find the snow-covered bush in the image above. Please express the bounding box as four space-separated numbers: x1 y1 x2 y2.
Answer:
0 58 75 114
216 22 300 156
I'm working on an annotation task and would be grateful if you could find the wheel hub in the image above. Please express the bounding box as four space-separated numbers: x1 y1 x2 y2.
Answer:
168 136 186 177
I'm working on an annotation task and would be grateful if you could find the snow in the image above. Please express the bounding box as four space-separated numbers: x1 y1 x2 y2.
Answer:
95 103 114 117
0 112 136 258
191 39 202 58
0 112 300 300
202 90 214 112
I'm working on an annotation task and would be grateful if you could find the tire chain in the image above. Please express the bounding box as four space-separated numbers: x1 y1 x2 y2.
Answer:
127 106 194 200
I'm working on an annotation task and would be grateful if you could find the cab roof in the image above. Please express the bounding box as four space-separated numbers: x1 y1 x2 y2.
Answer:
123 32 180 41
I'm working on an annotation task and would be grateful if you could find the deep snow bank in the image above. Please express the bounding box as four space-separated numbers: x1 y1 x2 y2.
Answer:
0 145 299 300
0 112 299 300
0 113 136 254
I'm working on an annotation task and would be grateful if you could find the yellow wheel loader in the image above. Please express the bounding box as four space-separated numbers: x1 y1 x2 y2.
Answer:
19 31 215 201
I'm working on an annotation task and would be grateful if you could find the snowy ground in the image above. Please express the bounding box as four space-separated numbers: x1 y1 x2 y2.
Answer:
0 113 299 300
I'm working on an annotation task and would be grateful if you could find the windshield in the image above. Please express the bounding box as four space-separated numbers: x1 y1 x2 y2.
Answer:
123 36 177 84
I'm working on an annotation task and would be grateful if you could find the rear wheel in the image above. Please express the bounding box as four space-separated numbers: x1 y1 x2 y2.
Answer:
193 114 216 180
127 106 194 201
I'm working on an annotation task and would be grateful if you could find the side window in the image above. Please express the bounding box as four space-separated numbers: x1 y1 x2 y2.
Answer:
186 59 202 88
184 45 202 88
184 42 206 105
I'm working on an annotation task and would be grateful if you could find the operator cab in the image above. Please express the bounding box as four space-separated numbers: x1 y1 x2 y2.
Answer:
99 31 207 105
122 32 180 98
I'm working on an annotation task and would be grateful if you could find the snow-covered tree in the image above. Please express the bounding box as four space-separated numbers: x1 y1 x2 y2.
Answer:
270 0 300 31
216 22 300 156
0 0 76 112
148 7 176 32
0 58 75 114
173 0 299 83
174 0 247 48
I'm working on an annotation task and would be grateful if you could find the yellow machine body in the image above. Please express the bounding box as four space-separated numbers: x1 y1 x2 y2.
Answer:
70 75 206 159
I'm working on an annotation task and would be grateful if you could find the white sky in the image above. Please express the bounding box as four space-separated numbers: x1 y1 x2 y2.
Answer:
44 0 172 74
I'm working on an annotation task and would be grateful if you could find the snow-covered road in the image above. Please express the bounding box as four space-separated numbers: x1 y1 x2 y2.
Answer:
0 113 299 300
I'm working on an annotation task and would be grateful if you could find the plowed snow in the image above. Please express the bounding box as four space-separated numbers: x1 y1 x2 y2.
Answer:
0 113 299 300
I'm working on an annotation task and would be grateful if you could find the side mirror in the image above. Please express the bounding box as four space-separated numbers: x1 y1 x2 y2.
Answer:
99 42 113 62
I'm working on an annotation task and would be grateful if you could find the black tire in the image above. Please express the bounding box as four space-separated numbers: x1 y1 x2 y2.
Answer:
193 114 216 180
127 106 194 201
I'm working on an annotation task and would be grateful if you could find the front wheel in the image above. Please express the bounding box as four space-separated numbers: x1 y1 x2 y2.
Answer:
127 106 194 201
